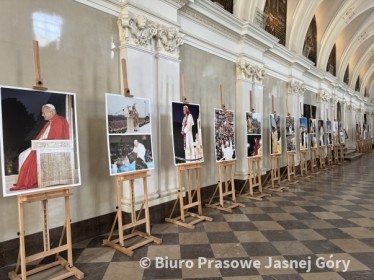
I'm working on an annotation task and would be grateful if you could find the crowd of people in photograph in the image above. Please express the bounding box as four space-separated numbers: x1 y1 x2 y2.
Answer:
215 110 235 161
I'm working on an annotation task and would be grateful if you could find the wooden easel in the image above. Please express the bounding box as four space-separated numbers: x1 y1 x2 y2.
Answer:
318 146 326 169
299 149 308 176
327 145 333 165
339 143 345 162
103 59 161 255
9 190 84 280
166 75 212 229
286 151 297 183
103 171 161 256
239 91 270 200
9 41 83 280
310 147 318 172
206 86 245 212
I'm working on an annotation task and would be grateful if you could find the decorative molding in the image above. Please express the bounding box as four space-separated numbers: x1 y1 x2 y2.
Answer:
236 59 265 83
118 11 184 57
179 5 240 41
342 5 356 24
156 26 185 55
288 80 306 96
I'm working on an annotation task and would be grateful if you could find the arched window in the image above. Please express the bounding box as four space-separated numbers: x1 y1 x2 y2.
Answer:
264 0 287 46
326 44 336 76
210 0 233 13
344 65 349 84
355 76 360 91
303 16 317 64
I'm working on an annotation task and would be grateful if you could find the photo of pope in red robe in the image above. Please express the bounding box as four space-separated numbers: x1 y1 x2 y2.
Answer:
10 104 70 191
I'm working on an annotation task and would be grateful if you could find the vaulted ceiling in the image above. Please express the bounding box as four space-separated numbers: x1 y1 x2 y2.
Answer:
233 0 374 98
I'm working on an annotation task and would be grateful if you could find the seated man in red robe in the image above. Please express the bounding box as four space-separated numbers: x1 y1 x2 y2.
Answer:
10 104 70 191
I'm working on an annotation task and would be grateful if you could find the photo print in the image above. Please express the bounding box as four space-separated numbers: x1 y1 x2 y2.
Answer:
0 86 80 197
299 117 309 150
171 102 203 165
326 120 332 146
106 94 151 134
286 116 296 152
106 94 153 175
246 112 262 157
214 109 235 162
270 113 282 154
309 118 318 148
318 120 325 146
109 135 153 174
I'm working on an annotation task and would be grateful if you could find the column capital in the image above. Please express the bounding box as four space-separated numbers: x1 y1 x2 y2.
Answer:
236 59 265 83
288 79 306 96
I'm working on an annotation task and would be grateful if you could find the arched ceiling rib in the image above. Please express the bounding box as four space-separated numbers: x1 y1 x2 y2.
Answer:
317 0 374 70
361 64 374 97
350 42 374 88
336 13 374 80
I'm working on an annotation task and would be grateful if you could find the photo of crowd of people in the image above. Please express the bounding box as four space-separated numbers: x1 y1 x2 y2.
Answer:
270 113 281 155
214 109 235 162
106 94 153 175
106 94 150 134
0 87 80 197
109 135 153 175
309 118 318 148
299 117 309 150
171 102 203 165
246 112 262 157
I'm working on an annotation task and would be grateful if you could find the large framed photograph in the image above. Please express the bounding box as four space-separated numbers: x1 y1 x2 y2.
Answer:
326 120 332 146
0 86 81 197
106 94 153 175
270 113 281 155
309 118 317 148
171 102 203 165
318 120 325 146
299 117 309 150
214 109 235 162
246 112 262 157
286 116 296 152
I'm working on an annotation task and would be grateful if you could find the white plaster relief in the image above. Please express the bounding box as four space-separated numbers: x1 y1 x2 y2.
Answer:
288 80 306 96
236 59 265 83
118 14 157 46
156 26 184 55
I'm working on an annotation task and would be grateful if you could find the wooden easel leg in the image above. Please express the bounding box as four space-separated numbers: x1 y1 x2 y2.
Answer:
116 180 124 247
143 176 150 235
19 198 26 280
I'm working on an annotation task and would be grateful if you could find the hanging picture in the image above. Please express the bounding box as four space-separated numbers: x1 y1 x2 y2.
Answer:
214 109 235 162
299 117 309 150
318 120 325 146
106 94 153 175
286 116 296 152
339 121 345 144
0 86 81 197
246 112 262 157
270 113 282 154
171 102 203 165
309 118 318 148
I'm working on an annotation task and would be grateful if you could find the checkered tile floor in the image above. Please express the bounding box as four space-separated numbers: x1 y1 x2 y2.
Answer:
2 153 374 280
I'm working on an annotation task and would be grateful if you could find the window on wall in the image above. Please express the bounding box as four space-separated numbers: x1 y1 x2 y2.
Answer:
303 104 316 119
303 16 317 64
355 76 360 91
210 0 233 13
264 0 287 46
344 65 349 84
326 44 336 76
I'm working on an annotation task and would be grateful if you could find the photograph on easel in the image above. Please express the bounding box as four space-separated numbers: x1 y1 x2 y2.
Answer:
214 108 235 162
309 118 318 148
105 94 153 175
108 135 153 174
0 86 81 197
299 117 309 150
246 112 262 157
318 120 325 146
270 113 282 154
326 120 332 146
171 102 203 165
333 120 339 143
286 116 296 152
106 93 151 134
